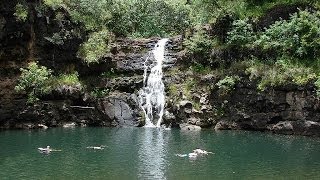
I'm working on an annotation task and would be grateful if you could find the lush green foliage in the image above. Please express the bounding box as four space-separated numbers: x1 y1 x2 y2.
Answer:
43 0 189 37
256 10 320 58
246 59 317 90
184 29 214 55
227 19 256 47
228 10 320 59
53 72 82 87
107 0 190 37
216 76 238 93
15 62 53 103
77 29 111 64
15 63 84 103
14 3 28 22
191 63 211 74
43 0 64 10
17 1 320 96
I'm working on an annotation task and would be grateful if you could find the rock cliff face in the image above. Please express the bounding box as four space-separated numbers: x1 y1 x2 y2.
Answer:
1 0 320 136
211 82 320 136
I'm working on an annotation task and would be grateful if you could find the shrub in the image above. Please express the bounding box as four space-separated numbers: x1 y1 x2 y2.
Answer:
53 72 82 87
44 33 64 45
107 0 190 37
43 0 64 10
68 0 112 31
15 62 53 103
184 29 214 56
14 3 28 22
216 76 238 93
77 29 112 64
246 59 317 91
191 63 211 74
255 10 320 58
227 18 256 47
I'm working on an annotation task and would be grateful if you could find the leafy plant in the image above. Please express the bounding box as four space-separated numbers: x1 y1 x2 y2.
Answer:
77 29 112 64
227 18 256 47
191 63 211 74
255 10 320 58
44 33 64 45
53 72 82 87
90 88 109 98
15 62 53 103
43 0 64 10
216 76 238 93
184 29 214 56
14 3 28 22
246 58 317 91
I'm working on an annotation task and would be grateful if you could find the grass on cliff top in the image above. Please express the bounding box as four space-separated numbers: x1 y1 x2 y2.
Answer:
233 57 319 91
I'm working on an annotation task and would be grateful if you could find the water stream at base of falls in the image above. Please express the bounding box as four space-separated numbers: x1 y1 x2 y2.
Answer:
138 38 168 127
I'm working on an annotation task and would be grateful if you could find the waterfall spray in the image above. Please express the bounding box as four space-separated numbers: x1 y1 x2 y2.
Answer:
139 39 168 127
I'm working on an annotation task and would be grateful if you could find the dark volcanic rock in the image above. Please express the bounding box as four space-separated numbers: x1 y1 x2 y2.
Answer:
257 3 311 29
110 38 181 73
210 80 320 136
96 93 142 127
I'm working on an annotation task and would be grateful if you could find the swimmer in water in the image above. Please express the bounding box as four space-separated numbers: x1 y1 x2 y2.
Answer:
193 148 214 155
38 146 52 154
86 145 106 150
176 148 214 159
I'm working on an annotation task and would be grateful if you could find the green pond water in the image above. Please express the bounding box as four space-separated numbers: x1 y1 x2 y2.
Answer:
1 127 320 180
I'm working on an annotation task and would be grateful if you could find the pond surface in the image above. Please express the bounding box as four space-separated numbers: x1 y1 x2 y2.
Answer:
1 127 320 179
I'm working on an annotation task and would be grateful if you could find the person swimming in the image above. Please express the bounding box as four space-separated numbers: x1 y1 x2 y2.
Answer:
193 149 214 155
176 148 213 159
86 145 106 150
38 146 51 154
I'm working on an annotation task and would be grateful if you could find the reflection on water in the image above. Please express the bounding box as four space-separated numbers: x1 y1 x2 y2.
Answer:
138 128 168 180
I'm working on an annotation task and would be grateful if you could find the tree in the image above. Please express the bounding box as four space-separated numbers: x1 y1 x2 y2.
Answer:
15 62 53 103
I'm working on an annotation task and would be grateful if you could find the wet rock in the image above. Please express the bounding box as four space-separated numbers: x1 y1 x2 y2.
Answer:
63 122 76 128
102 76 143 93
163 110 175 121
16 123 36 129
179 100 193 114
214 121 238 130
97 93 140 127
54 85 83 99
180 123 201 131
271 121 294 135
111 38 180 74
38 124 48 129
292 121 320 136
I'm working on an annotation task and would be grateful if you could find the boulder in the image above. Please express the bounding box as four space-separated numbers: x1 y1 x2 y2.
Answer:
97 93 140 127
180 123 201 131
38 124 48 129
63 122 76 128
214 120 238 130
271 121 294 135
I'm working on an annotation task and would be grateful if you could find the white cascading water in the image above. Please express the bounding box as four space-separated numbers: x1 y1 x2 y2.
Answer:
139 38 168 127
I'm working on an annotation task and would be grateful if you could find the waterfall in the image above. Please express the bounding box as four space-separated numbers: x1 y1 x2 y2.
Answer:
139 38 168 127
